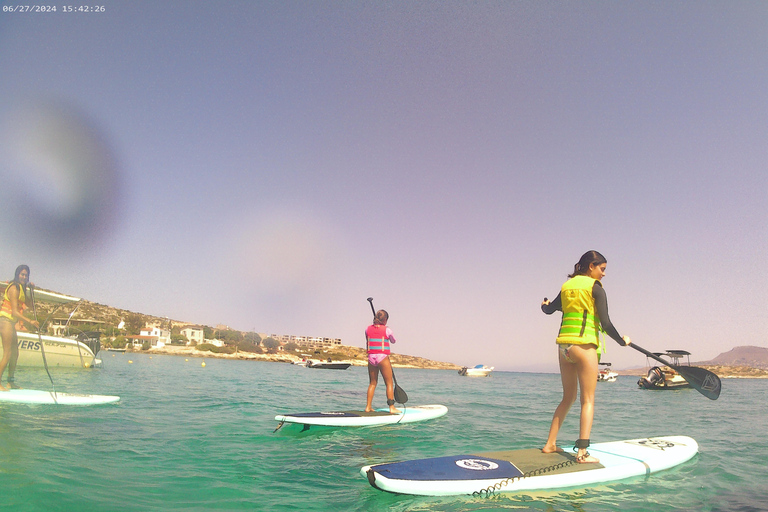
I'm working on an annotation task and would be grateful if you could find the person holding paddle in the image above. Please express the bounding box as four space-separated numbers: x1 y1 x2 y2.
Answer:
541 251 630 463
0 265 39 391
365 309 399 414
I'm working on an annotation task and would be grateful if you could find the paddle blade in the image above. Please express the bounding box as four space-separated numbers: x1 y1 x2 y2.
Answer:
391 367 408 404
675 365 722 400
630 342 721 400
394 384 408 404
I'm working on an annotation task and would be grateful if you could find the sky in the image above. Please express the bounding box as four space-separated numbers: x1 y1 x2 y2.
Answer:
0 1 765 372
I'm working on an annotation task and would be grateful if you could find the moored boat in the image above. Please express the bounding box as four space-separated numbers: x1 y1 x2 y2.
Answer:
17 331 102 368
458 364 494 377
4 285 102 369
597 362 618 382
306 359 351 370
637 350 692 390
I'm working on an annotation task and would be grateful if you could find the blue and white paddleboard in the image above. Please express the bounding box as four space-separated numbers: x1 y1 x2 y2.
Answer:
275 404 447 429
362 436 698 496
0 389 120 405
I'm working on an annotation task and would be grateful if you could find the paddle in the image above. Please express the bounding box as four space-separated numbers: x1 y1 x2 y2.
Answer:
30 285 58 402
630 342 721 400
367 297 408 404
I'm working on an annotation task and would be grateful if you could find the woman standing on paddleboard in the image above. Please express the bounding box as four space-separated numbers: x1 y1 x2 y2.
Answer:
0 265 39 391
541 251 630 463
365 309 399 414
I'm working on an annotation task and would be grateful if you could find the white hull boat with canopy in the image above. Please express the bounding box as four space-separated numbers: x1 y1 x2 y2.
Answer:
3 286 102 369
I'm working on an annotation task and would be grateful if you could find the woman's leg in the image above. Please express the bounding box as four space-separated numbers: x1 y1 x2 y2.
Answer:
379 357 400 413
0 322 14 391
543 348 578 453
569 344 600 462
365 363 379 412
8 329 19 386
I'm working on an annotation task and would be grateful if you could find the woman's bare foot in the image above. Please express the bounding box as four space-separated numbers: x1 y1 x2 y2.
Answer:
0 384 8 392
389 408 401 414
576 451 600 463
542 445 564 454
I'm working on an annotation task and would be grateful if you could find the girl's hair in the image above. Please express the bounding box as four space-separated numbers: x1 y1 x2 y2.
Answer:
568 251 606 278
373 309 389 325
13 264 30 284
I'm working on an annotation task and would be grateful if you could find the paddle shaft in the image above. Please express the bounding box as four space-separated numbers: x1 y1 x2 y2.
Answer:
30 287 58 401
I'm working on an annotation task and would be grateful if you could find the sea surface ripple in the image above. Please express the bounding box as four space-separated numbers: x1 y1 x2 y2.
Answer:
0 353 765 511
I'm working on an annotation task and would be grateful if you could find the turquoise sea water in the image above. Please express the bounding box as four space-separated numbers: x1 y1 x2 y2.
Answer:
1 352 765 512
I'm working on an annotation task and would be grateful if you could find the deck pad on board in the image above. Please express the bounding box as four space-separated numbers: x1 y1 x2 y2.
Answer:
362 436 698 496
287 410 398 418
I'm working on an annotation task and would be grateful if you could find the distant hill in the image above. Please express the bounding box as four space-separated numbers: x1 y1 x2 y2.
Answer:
698 346 768 370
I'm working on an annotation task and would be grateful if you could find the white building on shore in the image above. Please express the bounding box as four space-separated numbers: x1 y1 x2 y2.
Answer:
270 334 342 348
128 326 170 348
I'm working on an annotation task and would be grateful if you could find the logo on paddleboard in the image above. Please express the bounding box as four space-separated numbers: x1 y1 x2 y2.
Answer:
629 439 677 451
455 459 499 471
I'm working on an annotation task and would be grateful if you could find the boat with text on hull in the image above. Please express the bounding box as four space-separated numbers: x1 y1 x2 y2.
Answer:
4 285 102 369
17 331 102 368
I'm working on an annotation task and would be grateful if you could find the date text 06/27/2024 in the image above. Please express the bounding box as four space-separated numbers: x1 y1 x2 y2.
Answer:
2 5 106 13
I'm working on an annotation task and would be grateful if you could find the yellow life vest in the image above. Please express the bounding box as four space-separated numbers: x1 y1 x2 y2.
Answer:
0 282 25 321
556 275 605 357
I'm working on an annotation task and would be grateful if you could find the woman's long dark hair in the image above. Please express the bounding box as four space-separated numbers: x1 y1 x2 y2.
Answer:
568 251 606 278
10 264 30 293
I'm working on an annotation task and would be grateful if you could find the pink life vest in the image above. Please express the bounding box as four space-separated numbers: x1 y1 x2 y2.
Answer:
366 324 393 355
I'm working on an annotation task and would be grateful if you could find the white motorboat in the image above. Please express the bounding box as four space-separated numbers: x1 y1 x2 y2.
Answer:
4 285 102 369
597 362 618 382
458 364 494 377
637 350 693 390
306 359 351 370
17 331 102 368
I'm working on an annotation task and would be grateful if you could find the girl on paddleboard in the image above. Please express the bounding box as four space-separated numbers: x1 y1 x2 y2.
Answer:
365 309 399 414
0 265 39 391
541 251 630 463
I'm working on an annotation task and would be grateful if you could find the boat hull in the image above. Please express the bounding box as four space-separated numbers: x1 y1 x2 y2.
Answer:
637 377 691 390
598 371 618 382
16 332 100 369
307 362 351 370
459 366 494 377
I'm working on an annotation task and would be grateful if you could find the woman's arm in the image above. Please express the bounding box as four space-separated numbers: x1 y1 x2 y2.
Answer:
541 292 562 315
592 282 626 345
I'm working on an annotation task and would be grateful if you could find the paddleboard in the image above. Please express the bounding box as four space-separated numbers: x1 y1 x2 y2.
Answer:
0 389 120 405
275 404 447 430
362 435 698 496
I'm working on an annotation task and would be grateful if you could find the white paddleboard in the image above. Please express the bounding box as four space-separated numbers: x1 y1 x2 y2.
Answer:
275 404 447 429
362 435 698 496
0 389 120 405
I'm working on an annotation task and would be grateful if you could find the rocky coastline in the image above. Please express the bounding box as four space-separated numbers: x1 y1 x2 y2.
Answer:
134 345 768 377
137 344 462 370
